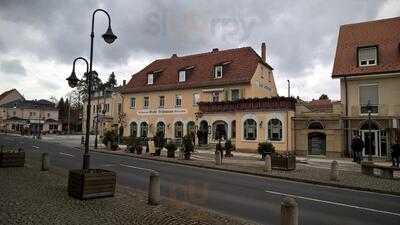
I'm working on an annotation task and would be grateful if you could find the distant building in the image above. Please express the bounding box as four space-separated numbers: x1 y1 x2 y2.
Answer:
332 16 400 158
0 90 61 134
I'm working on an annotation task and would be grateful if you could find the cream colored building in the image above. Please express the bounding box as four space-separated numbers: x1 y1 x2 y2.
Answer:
120 44 295 152
332 17 400 158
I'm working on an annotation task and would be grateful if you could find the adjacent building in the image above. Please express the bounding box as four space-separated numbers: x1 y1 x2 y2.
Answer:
332 16 400 158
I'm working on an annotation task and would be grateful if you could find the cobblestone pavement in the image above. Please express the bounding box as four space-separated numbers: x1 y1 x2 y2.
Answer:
0 156 259 225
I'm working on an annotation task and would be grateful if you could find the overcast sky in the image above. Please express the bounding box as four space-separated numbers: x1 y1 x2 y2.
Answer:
0 0 399 101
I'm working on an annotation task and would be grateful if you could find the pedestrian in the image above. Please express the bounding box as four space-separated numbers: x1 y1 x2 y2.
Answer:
391 140 400 167
351 133 363 163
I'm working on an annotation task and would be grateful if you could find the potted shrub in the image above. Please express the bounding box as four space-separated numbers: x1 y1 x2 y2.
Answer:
102 130 118 151
271 151 296 171
153 131 165 156
165 141 177 158
182 135 194 160
257 141 275 160
126 136 138 153
224 139 235 157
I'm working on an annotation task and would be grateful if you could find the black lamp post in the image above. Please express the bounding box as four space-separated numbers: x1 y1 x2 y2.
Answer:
367 100 373 162
66 9 117 169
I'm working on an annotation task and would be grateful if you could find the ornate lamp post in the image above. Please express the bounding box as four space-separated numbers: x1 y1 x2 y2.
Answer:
66 9 117 169
367 100 373 162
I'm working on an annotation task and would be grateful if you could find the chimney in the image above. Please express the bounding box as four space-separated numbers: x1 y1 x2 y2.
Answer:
123 80 126 86
212 48 219 53
261 42 266 62
171 54 178 58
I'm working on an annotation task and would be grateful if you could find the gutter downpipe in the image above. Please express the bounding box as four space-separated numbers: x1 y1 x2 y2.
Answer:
344 77 349 157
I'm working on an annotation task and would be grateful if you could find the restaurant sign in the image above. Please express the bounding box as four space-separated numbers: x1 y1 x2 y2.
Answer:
137 108 187 116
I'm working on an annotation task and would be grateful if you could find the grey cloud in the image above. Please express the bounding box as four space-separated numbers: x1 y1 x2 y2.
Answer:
0 0 387 78
37 77 61 91
0 59 26 75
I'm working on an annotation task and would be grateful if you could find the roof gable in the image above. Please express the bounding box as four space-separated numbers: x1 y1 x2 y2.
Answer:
122 47 271 93
332 17 400 78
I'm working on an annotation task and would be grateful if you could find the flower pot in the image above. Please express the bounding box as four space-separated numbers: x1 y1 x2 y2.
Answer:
0 150 25 167
167 150 175 158
68 169 116 200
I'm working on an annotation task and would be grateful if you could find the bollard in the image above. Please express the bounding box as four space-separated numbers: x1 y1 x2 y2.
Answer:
264 154 272 172
281 197 298 225
215 150 222 165
330 160 339 181
148 172 160 205
107 141 111 150
41 153 49 171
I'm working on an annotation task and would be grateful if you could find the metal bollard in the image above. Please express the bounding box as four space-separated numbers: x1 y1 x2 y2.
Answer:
215 150 222 165
281 197 298 225
330 160 339 181
41 153 49 171
264 154 272 172
148 172 160 205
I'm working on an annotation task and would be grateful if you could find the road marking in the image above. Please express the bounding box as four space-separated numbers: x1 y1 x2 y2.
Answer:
119 163 155 173
33 146 39 149
264 190 400 217
59 152 74 157
101 164 115 167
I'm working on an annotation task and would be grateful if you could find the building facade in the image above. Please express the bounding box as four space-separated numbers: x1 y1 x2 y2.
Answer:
332 17 400 158
0 98 61 134
120 43 296 152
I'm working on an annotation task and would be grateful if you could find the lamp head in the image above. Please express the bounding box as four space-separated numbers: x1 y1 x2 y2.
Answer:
102 26 117 44
66 70 79 88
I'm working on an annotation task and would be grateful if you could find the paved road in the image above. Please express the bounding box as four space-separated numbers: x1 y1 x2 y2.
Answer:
1 134 400 225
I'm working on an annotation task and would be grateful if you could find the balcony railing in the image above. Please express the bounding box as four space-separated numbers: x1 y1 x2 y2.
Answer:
198 97 296 113
349 104 400 116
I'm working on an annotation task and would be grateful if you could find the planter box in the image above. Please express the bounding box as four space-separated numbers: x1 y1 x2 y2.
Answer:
68 169 116 200
271 153 296 171
0 150 25 167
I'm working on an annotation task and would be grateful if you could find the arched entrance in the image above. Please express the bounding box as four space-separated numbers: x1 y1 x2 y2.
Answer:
360 121 380 157
187 121 196 144
156 121 165 136
212 120 228 141
199 121 208 145
308 132 326 155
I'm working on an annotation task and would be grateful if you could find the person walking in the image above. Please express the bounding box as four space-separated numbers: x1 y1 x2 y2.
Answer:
391 140 400 167
351 133 364 163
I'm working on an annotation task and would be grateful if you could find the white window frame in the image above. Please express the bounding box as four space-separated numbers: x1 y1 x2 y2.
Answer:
179 70 186 82
193 93 200 105
358 46 377 67
175 95 182 108
130 97 136 109
143 96 149 109
231 89 240 101
358 83 379 115
214 65 223 79
212 92 220 102
147 73 154 85
159 96 165 108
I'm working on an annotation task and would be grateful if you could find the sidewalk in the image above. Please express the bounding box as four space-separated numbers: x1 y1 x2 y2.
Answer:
0 154 257 225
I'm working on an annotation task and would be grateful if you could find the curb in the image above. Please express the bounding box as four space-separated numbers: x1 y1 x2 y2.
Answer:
88 148 400 197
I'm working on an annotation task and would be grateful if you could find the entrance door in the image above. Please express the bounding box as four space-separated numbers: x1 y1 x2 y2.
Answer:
361 130 379 157
199 121 208 145
308 132 326 155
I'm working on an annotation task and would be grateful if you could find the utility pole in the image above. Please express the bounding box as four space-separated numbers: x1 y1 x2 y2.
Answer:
287 80 291 97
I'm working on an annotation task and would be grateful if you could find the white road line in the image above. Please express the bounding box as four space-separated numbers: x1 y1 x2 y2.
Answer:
264 190 400 217
101 164 115 167
32 146 39 149
59 152 74 157
119 163 155 173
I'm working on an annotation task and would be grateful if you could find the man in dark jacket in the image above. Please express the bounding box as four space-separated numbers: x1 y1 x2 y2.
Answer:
351 134 364 163
391 140 400 167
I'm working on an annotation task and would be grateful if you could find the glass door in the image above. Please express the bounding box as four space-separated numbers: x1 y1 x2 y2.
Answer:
361 130 379 157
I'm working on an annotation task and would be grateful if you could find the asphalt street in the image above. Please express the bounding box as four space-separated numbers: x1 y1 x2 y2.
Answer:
1 134 400 225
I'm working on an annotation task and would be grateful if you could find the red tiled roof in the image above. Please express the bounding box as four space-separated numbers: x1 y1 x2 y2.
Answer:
121 47 272 94
0 89 17 102
332 16 400 78
308 99 333 112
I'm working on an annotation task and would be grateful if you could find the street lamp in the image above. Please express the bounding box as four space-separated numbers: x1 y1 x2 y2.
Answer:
66 57 90 169
67 8 117 166
367 100 373 162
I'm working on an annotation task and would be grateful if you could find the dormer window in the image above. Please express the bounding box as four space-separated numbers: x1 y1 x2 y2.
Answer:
179 70 186 82
147 73 154 85
358 46 377 67
214 65 223 78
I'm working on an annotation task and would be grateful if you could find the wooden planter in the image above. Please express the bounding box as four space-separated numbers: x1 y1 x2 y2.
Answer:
0 150 25 167
68 169 116 200
271 153 296 171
